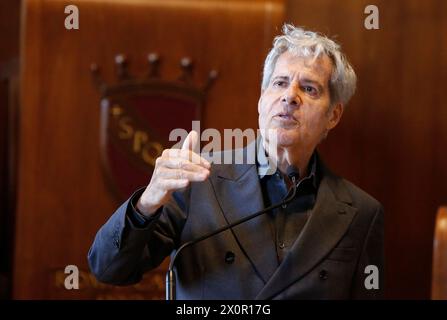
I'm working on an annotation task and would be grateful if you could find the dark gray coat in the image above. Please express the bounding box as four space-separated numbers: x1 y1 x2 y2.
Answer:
88 151 384 299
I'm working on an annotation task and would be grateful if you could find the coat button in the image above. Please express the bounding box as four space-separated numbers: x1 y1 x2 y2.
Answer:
279 242 285 249
225 251 235 264
319 270 328 280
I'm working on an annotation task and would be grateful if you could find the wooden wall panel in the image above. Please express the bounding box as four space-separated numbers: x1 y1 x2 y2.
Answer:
0 0 21 299
287 0 447 299
12 0 447 300
13 0 284 299
0 0 21 63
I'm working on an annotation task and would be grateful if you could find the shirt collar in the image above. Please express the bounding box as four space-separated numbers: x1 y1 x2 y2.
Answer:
256 137 319 190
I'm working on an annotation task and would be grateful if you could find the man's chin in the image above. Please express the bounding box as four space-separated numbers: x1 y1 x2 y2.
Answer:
276 131 300 148
260 127 300 147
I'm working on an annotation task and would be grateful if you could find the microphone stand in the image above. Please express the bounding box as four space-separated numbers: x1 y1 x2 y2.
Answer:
166 169 299 300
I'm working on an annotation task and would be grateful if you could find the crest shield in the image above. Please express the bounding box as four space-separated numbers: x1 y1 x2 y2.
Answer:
92 55 216 201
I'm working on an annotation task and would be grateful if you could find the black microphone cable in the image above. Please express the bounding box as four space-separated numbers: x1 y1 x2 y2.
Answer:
166 165 300 300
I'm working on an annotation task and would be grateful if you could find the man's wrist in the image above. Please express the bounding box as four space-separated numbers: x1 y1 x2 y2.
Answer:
136 196 161 217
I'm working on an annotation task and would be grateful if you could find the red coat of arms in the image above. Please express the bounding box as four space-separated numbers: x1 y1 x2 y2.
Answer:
91 54 217 201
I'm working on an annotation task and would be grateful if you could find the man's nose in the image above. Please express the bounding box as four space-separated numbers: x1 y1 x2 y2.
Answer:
281 85 301 106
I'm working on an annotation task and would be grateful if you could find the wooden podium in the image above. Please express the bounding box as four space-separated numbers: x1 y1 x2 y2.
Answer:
13 0 284 299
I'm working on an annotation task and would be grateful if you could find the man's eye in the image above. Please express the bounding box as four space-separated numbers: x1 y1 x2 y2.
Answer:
273 81 287 87
303 86 317 95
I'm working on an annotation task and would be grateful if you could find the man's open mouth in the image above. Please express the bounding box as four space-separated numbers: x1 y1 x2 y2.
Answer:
275 113 297 121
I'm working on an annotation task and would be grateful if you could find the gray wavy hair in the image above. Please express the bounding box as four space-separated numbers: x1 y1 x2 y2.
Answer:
261 24 357 106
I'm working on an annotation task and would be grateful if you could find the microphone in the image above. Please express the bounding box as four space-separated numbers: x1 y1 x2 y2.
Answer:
286 165 299 182
166 165 300 300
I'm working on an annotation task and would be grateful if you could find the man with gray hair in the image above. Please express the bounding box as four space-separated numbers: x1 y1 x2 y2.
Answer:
88 24 384 299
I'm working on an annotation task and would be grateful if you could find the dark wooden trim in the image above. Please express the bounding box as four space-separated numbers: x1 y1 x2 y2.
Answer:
0 58 19 299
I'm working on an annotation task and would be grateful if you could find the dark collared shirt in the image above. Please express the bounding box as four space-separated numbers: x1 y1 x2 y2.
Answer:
259 153 319 264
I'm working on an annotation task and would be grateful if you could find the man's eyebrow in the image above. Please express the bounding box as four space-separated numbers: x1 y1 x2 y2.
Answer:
300 78 324 90
271 75 289 82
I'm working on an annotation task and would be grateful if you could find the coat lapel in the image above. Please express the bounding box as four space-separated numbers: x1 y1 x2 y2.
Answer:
209 149 278 284
256 167 357 299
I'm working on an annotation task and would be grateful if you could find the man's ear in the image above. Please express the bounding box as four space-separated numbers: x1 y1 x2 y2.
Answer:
326 103 344 131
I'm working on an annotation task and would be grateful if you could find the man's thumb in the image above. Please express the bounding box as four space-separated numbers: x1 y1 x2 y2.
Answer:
181 130 199 152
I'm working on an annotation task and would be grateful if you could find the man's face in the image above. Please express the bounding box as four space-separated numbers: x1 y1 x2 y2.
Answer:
258 51 343 151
